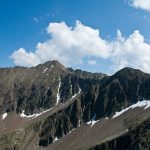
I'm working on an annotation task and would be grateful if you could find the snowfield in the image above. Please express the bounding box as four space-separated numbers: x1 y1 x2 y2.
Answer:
113 100 150 118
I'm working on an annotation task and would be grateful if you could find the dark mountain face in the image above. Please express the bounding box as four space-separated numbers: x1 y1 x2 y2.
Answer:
0 61 150 150
38 67 150 146
95 67 150 118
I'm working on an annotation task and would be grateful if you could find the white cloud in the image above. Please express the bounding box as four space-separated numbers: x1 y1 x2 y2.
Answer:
11 48 40 67
130 0 150 11
88 60 97 65
110 30 150 72
11 21 150 73
11 21 110 67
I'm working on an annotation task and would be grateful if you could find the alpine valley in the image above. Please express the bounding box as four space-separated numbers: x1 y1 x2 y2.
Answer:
0 60 150 150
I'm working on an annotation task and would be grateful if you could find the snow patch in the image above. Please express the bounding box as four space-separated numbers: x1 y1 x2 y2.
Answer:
50 65 54 71
78 87 81 93
71 94 78 100
91 120 99 126
78 120 81 127
56 77 61 105
87 120 99 127
70 86 81 101
112 100 150 119
87 114 99 127
68 128 75 135
2 113 7 120
87 120 92 125
144 101 150 109
43 65 54 74
43 68 48 73
20 108 52 119
53 137 59 142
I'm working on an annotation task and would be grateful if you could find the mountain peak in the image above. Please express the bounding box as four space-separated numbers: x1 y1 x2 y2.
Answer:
36 60 67 72
41 60 65 67
114 67 147 78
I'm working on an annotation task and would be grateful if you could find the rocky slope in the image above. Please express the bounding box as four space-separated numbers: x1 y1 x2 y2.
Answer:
0 61 150 150
0 60 104 115
89 118 150 150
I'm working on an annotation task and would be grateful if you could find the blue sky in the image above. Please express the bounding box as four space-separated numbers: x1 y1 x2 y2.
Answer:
1 0 150 74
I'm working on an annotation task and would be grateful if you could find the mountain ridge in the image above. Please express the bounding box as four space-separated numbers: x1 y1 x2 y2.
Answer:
0 60 150 150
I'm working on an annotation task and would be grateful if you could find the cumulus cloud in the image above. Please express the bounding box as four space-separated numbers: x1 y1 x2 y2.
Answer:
11 21 110 67
129 0 150 11
110 30 150 72
11 48 40 67
11 21 150 73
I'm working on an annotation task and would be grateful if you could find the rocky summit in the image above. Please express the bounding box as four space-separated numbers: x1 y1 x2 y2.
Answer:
0 60 149 150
